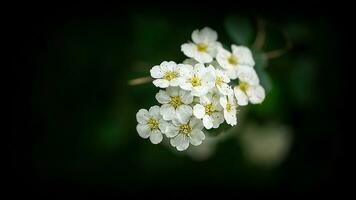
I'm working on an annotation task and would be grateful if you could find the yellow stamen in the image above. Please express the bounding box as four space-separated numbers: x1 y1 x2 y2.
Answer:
226 102 233 112
197 43 208 52
170 96 182 108
147 118 159 130
204 103 215 116
228 55 238 65
215 76 223 86
190 75 202 87
163 71 178 81
239 81 249 92
179 124 192 135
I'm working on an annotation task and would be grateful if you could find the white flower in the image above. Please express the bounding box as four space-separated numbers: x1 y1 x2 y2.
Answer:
207 65 232 95
234 83 265 105
233 66 265 105
161 115 205 151
220 94 238 126
180 63 215 96
150 61 185 88
193 93 224 129
181 27 221 63
156 87 193 121
136 106 168 144
216 45 255 79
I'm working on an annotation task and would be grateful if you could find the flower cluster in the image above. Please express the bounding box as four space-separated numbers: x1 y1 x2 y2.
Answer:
136 27 265 151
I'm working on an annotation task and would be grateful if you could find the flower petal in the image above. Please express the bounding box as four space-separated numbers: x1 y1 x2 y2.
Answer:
231 45 255 66
160 121 179 138
189 129 205 146
155 90 170 104
193 104 205 119
150 65 164 78
177 136 190 151
149 130 163 144
136 109 150 124
181 43 197 59
237 65 259 86
203 115 213 129
136 124 150 138
234 86 248 106
170 134 184 147
246 85 265 104
176 105 193 124
153 79 170 88
190 117 204 130
166 86 179 96
160 104 176 120
211 112 224 128
148 106 161 119
179 89 193 104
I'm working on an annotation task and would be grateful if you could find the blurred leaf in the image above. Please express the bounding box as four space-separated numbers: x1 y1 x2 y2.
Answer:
253 49 272 92
224 16 255 46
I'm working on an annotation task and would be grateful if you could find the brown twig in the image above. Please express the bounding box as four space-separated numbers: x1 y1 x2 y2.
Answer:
264 29 293 59
253 17 266 49
128 76 152 86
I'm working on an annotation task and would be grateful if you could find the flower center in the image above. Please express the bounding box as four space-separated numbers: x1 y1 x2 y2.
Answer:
190 75 202 87
228 55 238 65
226 102 233 112
215 76 224 86
147 118 159 130
239 81 249 92
163 71 178 81
204 103 215 116
170 96 182 108
197 43 208 52
179 124 192 135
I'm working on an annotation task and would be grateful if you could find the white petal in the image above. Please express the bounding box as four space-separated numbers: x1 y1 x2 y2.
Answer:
231 45 255 66
177 136 190 151
246 85 265 104
179 64 194 77
160 122 179 138
182 58 198 66
149 130 163 144
211 112 224 128
190 117 204 130
203 115 213 129
237 65 259 86
166 86 179 96
169 78 182 87
160 104 176 120
153 79 170 88
189 129 205 146
192 27 218 44
193 104 205 119
218 83 232 95
234 87 248 106
136 109 150 124
179 82 192 91
224 110 237 126
150 65 164 78
176 105 193 124
219 96 227 109
155 90 170 104
166 61 176 71
149 105 161 119
179 89 193 104
195 52 212 64
170 134 184 147
136 124 150 138
181 43 198 59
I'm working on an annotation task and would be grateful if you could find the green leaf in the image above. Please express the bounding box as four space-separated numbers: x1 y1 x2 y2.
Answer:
253 50 272 92
224 16 255 46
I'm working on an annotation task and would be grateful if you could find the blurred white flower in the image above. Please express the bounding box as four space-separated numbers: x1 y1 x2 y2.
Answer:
136 106 168 144
181 27 221 63
216 45 255 79
233 66 265 105
220 94 238 126
156 87 193 121
180 63 215 96
207 65 232 95
161 115 205 151
150 61 185 88
193 93 224 129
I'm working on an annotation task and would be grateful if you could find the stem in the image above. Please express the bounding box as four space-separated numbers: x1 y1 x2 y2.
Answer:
253 17 266 49
128 76 152 86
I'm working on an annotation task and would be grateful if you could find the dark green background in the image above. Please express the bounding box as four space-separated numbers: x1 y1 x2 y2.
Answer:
12 5 347 195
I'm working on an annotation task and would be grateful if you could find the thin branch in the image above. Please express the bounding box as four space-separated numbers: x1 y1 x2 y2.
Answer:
128 76 152 86
253 17 266 49
264 30 293 59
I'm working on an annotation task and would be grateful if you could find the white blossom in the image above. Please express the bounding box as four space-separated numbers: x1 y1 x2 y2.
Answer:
207 65 232 95
150 61 185 88
161 115 205 151
180 63 215 96
181 27 221 63
216 45 255 79
193 93 224 129
220 94 238 126
136 106 168 144
155 87 193 121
